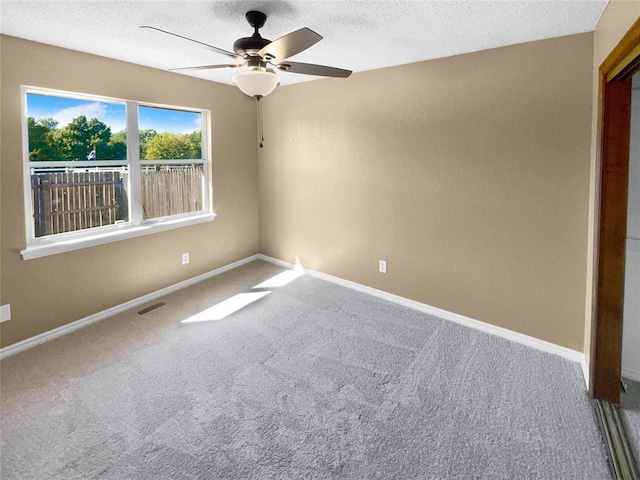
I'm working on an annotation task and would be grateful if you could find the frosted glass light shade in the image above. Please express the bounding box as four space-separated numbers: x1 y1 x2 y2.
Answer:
232 70 280 98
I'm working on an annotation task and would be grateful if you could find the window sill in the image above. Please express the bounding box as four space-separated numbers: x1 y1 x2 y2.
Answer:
21 213 217 260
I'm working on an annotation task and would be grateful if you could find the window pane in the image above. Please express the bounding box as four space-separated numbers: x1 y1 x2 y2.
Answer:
26 93 126 161
139 106 202 160
141 164 204 220
30 166 129 237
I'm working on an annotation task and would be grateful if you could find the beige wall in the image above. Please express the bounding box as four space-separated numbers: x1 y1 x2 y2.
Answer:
259 34 594 351
584 1 640 358
3 21 626 355
0 35 259 347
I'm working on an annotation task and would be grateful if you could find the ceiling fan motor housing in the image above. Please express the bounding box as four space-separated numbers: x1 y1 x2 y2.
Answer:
234 11 270 56
245 11 266 29
233 35 270 56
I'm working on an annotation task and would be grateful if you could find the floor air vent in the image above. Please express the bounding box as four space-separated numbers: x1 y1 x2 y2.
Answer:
137 302 166 315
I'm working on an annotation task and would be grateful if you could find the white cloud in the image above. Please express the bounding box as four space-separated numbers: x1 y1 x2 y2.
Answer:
52 102 107 127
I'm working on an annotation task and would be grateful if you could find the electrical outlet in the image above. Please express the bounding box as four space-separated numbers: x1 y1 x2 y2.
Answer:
379 260 387 274
0 304 11 323
182 252 190 265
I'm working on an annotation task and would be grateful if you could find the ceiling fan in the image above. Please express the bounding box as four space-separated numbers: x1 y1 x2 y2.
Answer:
141 10 352 99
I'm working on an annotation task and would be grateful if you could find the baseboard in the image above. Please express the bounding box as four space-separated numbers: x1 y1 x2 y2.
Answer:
581 355 591 390
1 252 588 372
258 255 299 269
622 367 640 383
257 254 586 366
0 254 260 360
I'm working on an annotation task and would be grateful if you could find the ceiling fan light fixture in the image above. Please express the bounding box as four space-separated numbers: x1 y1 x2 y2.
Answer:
145 10 351 99
232 69 280 99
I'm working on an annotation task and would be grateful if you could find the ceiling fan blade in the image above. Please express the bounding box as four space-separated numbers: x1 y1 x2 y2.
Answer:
169 63 244 71
140 26 243 61
276 61 352 78
259 27 322 62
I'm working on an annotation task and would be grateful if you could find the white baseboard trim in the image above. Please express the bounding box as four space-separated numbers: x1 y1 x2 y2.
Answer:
1 252 588 376
581 355 590 390
0 254 260 360
258 255 301 270
622 367 640 383
257 254 586 367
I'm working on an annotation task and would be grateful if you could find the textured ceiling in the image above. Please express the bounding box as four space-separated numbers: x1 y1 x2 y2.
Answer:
0 0 609 87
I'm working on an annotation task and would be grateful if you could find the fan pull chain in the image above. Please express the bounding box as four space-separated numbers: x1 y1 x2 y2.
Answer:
257 97 264 148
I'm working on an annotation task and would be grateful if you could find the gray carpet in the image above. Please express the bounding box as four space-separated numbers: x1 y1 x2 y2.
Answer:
1 260 611 479
621 377 640 469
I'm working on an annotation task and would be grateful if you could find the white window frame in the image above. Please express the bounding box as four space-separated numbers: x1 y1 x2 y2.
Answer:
20 86 215 260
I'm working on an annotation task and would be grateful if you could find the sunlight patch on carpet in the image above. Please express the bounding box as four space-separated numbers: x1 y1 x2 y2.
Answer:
252 266 305 289
181 291 271 323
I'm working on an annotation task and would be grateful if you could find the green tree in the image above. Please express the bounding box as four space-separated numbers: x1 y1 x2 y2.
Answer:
107 130 127 160
139 129 157 160
145 132 195 160
50 115 124 160
51 116 91 160
27 116 201 162
27 117 59 160
51 115 88 160
185 130 202 158
111 130 126 145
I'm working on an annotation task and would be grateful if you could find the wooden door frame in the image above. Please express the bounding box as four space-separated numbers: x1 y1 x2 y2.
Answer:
590 18 640 403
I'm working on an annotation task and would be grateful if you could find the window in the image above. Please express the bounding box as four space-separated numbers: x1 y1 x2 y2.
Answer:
138 106 204 220
21 87 213 259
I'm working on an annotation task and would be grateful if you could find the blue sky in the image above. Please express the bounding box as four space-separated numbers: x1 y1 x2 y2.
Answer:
27 93 201 134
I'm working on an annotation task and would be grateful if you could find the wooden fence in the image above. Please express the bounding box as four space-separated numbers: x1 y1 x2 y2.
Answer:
31 166 203 237
141 166 203 220
31 170 127 237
